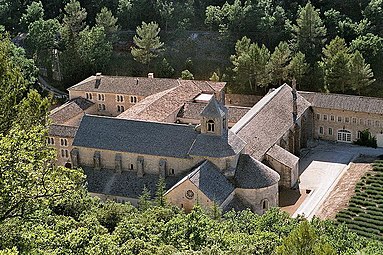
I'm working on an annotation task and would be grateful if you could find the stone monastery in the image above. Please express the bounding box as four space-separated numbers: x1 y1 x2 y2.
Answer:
48 73 383 214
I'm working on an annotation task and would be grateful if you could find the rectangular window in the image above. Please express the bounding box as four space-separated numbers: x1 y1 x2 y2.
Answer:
130 96 137 104
316 114 321 120
345 117 350 123
376 120 380 127
86 93 93 100
359 118 363 125
337 116 342 122
97 93 105 101
116 95 124 102
352 117 357 124
319 126 324 135
328 128 333 136
98 104 106 111
117 105 125 112
367 120 372 126
323 114 328 121
60 138 68 147
47 137 55 145
357 131 362 139
61 149 69 158
330 115 335 121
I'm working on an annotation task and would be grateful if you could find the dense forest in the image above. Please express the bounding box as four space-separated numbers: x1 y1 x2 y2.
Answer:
0 0 382 96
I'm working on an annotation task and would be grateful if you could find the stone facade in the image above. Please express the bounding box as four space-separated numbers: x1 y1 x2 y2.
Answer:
165 180 216 212
235 184 279 215
312 107 383 143
48 136 74 167
68 90 144 117
74 146 203 177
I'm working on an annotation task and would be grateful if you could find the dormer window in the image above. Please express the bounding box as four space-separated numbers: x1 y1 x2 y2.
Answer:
207 120 215 132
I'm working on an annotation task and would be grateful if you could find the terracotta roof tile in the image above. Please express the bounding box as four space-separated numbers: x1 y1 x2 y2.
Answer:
117 80 202 122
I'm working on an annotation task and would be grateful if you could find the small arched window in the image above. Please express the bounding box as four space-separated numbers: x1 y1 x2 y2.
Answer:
261 199 269 210
207 120 215 132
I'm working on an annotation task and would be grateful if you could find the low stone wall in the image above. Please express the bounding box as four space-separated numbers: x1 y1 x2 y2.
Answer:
225 94 262 107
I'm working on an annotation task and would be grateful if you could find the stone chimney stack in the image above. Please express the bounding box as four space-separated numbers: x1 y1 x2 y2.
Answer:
95 72 102 89
148 73 154 79
292 78 298 123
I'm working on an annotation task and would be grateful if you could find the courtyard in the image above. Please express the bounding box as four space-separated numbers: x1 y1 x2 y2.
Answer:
280 140 383 218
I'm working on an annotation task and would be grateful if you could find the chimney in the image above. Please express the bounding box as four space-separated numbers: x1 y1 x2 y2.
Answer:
95 72 102 89
292 78 298 123
148 72 154 79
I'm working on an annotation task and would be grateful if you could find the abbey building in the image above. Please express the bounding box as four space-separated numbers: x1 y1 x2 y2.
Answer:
48 73 383 213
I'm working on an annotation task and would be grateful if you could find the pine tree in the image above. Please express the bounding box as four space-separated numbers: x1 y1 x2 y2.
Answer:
288 52 309 88
95 7 119 43
321 36 352 93
63 0 87 35
268 41 291 85
292 2 327 65
349 50 375 95
131 21 164 69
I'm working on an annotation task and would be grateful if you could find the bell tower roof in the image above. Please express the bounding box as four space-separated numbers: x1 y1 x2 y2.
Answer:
200 97 225 118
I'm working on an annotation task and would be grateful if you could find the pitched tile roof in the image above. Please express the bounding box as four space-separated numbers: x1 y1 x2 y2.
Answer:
68 75 225 96
189 131 246 158
48 124 78 138
235 154 280 189
73 115 199 158
231 84 311 160
83 166 181 199
117 80 202 122
49 97 94 124
74 115 243 159
266 144 299 169
299 91 383 115
166 160 234 205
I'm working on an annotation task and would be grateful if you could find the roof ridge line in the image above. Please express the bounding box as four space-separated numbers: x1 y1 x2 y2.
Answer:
232 85 285 134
